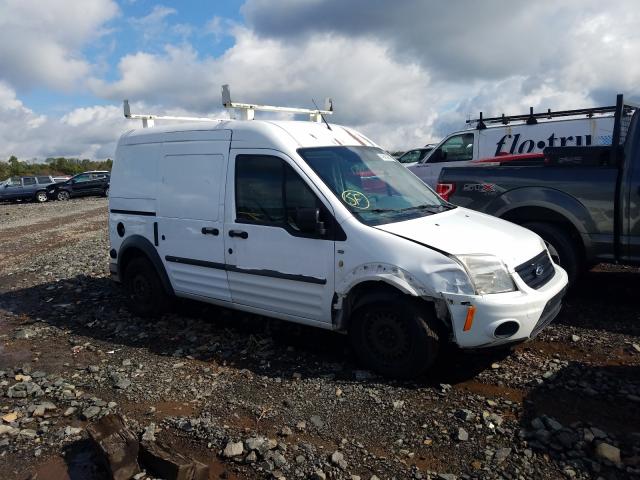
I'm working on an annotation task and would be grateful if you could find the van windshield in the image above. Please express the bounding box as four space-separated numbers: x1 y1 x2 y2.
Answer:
298 146 454 226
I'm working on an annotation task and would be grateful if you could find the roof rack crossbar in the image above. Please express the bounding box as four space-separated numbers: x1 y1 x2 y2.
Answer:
466 99 636 127
221 84 333 122
123 100 223 128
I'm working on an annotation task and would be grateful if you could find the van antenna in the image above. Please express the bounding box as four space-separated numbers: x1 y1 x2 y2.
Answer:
312 98 332 131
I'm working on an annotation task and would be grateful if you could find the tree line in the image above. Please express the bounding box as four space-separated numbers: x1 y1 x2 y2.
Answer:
0 156 113 180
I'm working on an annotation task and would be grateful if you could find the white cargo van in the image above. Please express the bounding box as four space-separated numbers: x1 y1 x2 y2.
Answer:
409 104 616 187
108 91 568 378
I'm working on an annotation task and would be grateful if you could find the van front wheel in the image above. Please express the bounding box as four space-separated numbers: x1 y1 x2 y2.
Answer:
124 257 171 317
350 299 440 379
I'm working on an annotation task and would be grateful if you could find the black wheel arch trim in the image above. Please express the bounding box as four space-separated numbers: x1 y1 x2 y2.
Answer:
117 235 174 295
486 189 594 261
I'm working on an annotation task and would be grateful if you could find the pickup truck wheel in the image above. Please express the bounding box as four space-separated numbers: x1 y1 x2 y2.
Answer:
350 299 440 379
522 222 580 284
124 257 171 317
56 190 70 201
35 191 48 203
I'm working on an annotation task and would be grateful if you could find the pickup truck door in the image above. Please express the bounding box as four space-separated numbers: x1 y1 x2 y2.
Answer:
224 150 335 324
22 177 37 197
409 133 476 188
1 178 23 200
624 124 640 263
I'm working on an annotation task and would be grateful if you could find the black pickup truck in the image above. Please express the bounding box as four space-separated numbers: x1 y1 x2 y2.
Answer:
437 95 640 282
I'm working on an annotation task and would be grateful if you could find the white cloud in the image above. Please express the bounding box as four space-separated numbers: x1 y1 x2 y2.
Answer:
88 27 442 149
0 82 124 161
129 5 181 44
3 2 640 159
0 0 119 91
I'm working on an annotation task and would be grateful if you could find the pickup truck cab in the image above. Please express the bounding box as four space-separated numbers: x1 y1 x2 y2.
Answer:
109 102 568 378
0 175 56 203
437 95 639 283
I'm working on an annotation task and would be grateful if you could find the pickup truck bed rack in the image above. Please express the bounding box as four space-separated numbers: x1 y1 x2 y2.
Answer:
468 94 636 131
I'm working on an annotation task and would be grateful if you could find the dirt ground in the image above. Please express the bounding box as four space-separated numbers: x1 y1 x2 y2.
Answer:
0 198 639 480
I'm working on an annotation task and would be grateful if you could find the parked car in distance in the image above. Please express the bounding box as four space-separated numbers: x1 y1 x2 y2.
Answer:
0 175 56 203
397 145 435 167
47 171 110 201
109 106 568 379
52 175 71 183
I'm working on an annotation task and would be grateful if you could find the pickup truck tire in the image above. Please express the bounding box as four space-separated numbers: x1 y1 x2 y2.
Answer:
56 190 70 201
123 256 171 317
350 299 439 378
521 222 580 284
34 191 48 203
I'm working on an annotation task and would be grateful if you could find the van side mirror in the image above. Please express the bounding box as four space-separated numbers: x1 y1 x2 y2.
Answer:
295 207 327 236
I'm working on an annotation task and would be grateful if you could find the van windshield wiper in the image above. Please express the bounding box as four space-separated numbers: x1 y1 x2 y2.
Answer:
365 204 456 215
396 204 455 214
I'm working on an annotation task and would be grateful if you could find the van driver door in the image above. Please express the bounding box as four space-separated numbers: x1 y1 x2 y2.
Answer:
223 150 335 325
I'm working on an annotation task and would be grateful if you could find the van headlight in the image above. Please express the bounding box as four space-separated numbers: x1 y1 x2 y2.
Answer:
455 255 515 294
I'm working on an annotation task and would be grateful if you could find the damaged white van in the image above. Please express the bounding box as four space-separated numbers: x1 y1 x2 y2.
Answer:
108 89 568 378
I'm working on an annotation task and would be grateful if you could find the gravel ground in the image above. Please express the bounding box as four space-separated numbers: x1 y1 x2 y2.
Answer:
0 199 639 480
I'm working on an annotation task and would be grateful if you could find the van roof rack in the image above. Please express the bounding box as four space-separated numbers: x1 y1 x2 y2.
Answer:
123 85 334 127
123 100 223 128
467 94 636 130
221 84 333 121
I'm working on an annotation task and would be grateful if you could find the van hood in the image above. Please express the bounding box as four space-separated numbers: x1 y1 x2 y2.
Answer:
375 207 544 270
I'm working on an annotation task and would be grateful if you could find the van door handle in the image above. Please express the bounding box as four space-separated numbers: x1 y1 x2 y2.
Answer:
228 230 248 239
201 227 219 236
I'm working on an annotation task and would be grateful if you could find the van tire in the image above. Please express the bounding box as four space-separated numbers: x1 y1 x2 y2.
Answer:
521 222 580 284
349 299 439 379
124 256 171 317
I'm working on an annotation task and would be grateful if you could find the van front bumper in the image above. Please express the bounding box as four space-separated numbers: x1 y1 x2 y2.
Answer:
441 264 568 348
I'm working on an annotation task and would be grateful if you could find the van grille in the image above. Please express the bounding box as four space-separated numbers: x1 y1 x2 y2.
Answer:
515 251 554 289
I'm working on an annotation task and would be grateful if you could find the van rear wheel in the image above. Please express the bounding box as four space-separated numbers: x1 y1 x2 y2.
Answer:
124 257 171 317
350 299 440 379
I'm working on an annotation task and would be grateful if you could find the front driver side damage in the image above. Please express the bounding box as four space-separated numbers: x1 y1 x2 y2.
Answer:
332 263 459 332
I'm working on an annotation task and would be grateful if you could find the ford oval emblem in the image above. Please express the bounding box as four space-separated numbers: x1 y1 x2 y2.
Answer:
535 264 545 276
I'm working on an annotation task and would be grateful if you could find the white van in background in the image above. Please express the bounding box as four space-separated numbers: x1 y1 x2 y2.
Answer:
108 89 568 378
409 103 617 187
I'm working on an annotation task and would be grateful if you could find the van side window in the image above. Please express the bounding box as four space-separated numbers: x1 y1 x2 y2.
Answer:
436 133 474 162
235 155 285 224
235 155 322 234
284 165 318 231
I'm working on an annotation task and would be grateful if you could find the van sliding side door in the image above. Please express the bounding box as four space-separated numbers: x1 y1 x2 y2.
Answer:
156 139 231 302
224 149 335 324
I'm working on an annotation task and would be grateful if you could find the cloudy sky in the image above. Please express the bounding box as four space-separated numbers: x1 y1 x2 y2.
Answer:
1 0 639 161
